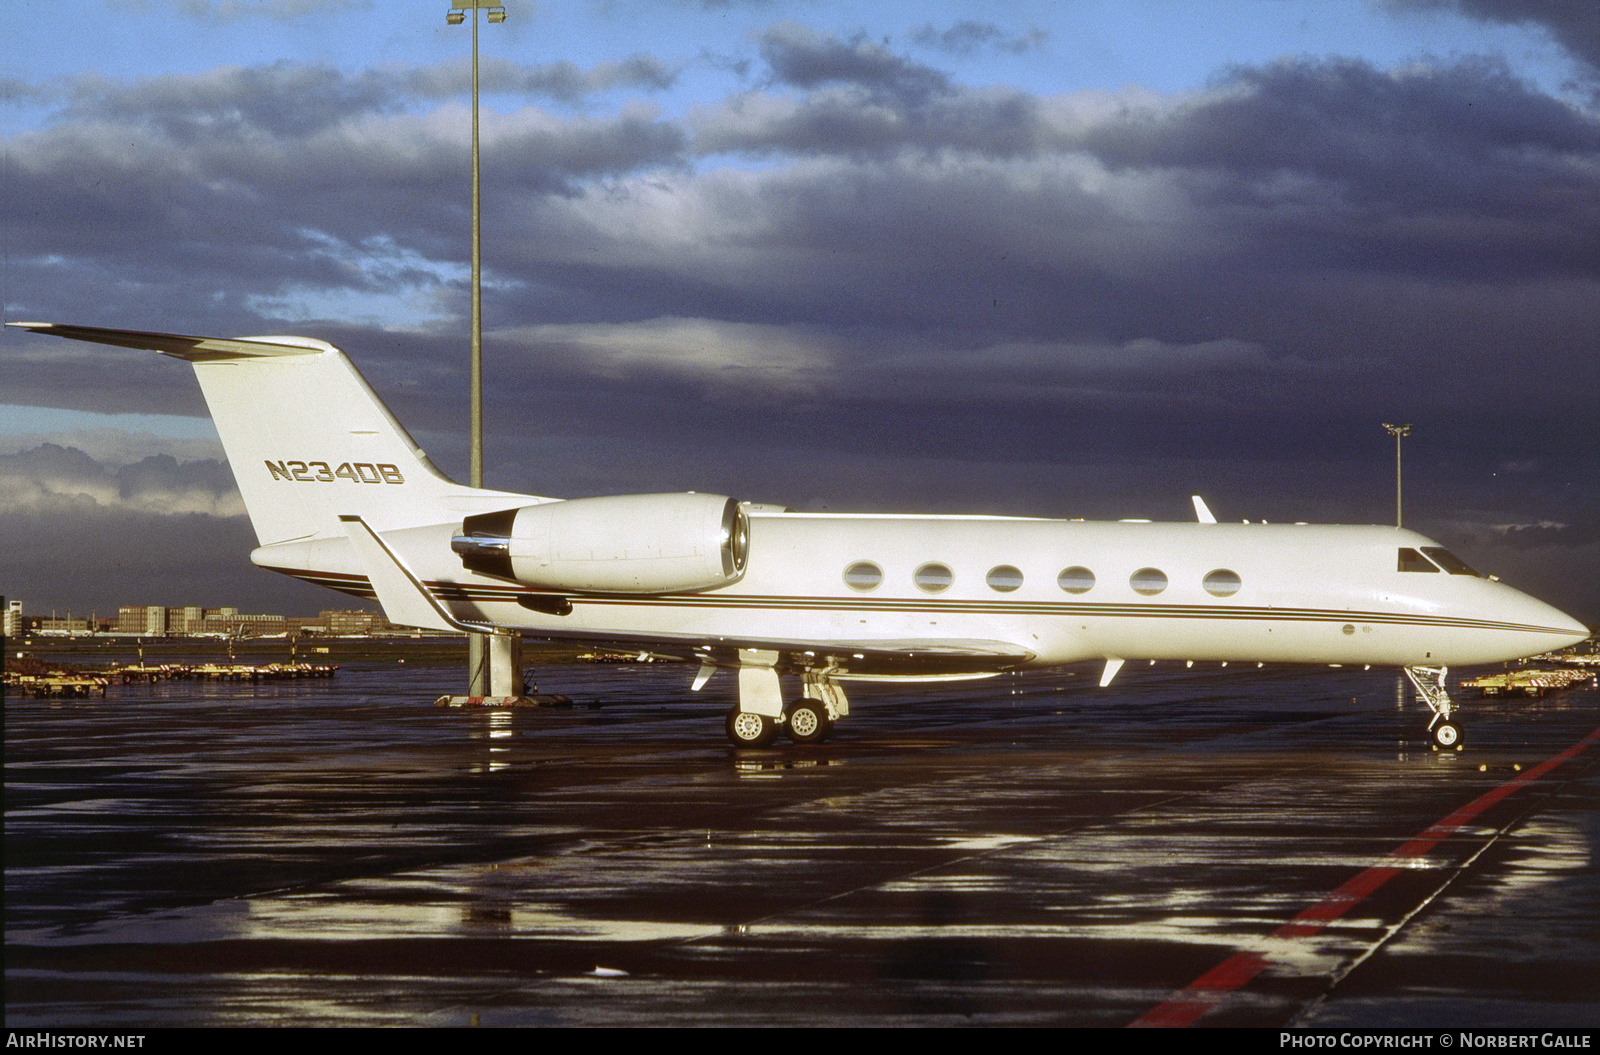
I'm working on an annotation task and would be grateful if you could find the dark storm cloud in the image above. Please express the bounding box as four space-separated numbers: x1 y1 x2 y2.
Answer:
692 84 1043 158
67 63 404 138
1386 0 1600 77
758 22 950 102
62 56 679 139
1084 57 1600 198
690 12 1050 158
909 21 1050 56
406 55 681 102
9 49 1596 404
1078 57 1600 279
4 65 688 339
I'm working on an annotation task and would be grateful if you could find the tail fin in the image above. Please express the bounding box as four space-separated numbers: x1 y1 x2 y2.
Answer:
8 322 542 545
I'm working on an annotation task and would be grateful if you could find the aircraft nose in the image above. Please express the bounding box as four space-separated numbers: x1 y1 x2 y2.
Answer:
1523 596 1590 652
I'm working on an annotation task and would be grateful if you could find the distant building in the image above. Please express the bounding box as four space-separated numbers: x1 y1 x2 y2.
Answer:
322 609 387 635
38 615 91 633
83 603 386 638
117 606 167 635
4 599 21 638
201 611 286 636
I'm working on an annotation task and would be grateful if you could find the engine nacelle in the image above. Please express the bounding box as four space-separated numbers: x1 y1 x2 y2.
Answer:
452 493 750 594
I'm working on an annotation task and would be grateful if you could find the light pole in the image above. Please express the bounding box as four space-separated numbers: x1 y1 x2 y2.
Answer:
448 0 506 695
1382 423 1412 528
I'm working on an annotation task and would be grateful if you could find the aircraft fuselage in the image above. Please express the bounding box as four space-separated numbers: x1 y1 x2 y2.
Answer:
258 514 1585 676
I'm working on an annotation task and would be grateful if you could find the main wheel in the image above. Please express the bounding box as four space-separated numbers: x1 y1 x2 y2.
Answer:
786 700 832 744
1432 720 1463 750
726 706 778 747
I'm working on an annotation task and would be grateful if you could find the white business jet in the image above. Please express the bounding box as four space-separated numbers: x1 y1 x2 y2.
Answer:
11 322 1588 748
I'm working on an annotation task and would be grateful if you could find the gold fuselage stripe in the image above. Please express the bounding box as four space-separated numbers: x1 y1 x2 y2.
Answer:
261 566 1571 637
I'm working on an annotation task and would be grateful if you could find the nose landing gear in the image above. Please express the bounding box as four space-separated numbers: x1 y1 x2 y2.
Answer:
1406 666 1465 751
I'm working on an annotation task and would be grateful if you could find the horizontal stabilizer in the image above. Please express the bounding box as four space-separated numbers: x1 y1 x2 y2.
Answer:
6 322 326 361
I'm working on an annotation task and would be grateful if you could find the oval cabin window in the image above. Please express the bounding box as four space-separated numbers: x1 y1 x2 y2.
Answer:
1130 568 1168 596
843 561 883 592
914 562 953 593
1058 566 1095 594
986 565 1024 592
1202 569 1242 596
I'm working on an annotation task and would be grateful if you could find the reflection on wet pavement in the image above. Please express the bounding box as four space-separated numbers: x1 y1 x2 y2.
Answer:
6 659 1598 1025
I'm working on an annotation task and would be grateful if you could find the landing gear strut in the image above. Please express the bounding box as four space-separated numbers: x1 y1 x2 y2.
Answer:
1405 666 1464 751
717 658 849 747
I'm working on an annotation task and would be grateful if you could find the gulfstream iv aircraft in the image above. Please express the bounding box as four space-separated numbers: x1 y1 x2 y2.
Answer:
12 322 1588 747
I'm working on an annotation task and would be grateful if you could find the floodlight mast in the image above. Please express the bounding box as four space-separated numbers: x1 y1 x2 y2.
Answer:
447 1 508 695
1382 422 1413 528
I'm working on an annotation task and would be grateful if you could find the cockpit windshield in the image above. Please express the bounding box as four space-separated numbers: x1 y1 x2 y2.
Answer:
1398 548 1439 573
1421 546 1481 576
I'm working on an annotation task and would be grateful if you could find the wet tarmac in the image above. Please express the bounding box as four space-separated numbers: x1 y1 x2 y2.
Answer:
5 658 1598 1027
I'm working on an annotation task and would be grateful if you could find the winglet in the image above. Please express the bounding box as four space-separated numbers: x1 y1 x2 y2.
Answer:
339 515 488 635
1191 495 1217 524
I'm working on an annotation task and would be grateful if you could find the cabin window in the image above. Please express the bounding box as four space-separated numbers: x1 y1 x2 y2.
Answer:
843 561 883 591
1130 568 1168 596
1421 547 1480 577
986 565 1024 592
1398 548 1440 573
1058 566 1095 594
913 562 953 593
1202 569 1242 596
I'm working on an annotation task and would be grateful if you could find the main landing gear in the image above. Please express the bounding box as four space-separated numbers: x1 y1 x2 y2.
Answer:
723 698 836 748
1405 665 1464 751
710 652 848 747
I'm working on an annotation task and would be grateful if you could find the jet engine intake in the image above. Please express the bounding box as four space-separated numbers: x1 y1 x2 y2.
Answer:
452 493 749 594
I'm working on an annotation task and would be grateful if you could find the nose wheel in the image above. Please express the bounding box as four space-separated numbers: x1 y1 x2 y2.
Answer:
1407 666 1465 751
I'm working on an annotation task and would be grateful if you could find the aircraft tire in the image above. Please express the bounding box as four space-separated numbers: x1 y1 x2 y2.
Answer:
786 700 832 744
726 706 777 748
1432 720 1463 750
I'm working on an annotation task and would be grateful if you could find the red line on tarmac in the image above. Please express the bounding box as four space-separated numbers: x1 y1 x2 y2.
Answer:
1128 724 1600 1028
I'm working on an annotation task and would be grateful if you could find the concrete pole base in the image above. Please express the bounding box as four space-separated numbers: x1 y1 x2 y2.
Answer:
434 694 572 708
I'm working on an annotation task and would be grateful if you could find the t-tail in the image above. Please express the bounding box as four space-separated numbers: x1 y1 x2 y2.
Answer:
6 323 543 599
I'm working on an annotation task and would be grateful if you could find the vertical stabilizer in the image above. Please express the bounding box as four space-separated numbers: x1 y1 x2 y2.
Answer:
7 323 544 545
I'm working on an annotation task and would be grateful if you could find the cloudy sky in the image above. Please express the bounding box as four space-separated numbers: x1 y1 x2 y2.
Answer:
2 0 1597 626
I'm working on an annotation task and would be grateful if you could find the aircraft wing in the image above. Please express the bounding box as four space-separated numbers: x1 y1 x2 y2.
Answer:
540 634 1036 678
